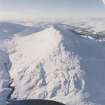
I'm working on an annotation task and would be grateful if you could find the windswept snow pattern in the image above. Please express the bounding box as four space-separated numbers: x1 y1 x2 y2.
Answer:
0 20 105 105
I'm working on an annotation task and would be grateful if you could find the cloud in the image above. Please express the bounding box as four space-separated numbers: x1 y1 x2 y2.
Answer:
102 0 105 4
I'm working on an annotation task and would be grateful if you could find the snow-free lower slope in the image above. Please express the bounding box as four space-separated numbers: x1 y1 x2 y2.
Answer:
6 25 105 105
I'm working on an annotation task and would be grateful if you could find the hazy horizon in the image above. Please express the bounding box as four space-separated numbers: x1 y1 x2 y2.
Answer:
0 0 105 20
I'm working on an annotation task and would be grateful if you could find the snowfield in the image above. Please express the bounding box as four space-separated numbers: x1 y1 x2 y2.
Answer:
0 19 105 105
63 18 105 40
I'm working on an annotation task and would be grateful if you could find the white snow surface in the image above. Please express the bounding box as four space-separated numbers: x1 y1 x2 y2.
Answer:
0 21 105 105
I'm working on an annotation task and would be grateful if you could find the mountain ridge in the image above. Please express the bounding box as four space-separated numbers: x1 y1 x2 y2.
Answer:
0 22 105 105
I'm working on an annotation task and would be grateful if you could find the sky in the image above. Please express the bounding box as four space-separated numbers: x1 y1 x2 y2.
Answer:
0 0 105 20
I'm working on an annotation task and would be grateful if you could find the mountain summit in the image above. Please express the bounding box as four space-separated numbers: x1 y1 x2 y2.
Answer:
8 25 105 105
0 23 105 105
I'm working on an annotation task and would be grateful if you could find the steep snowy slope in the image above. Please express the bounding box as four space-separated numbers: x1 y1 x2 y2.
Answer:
6 24 105 105
0 50 11 105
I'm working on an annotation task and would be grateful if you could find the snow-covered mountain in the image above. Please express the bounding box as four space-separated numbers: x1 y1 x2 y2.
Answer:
0 20 105 105
63 18 105 40
0 50 11 105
